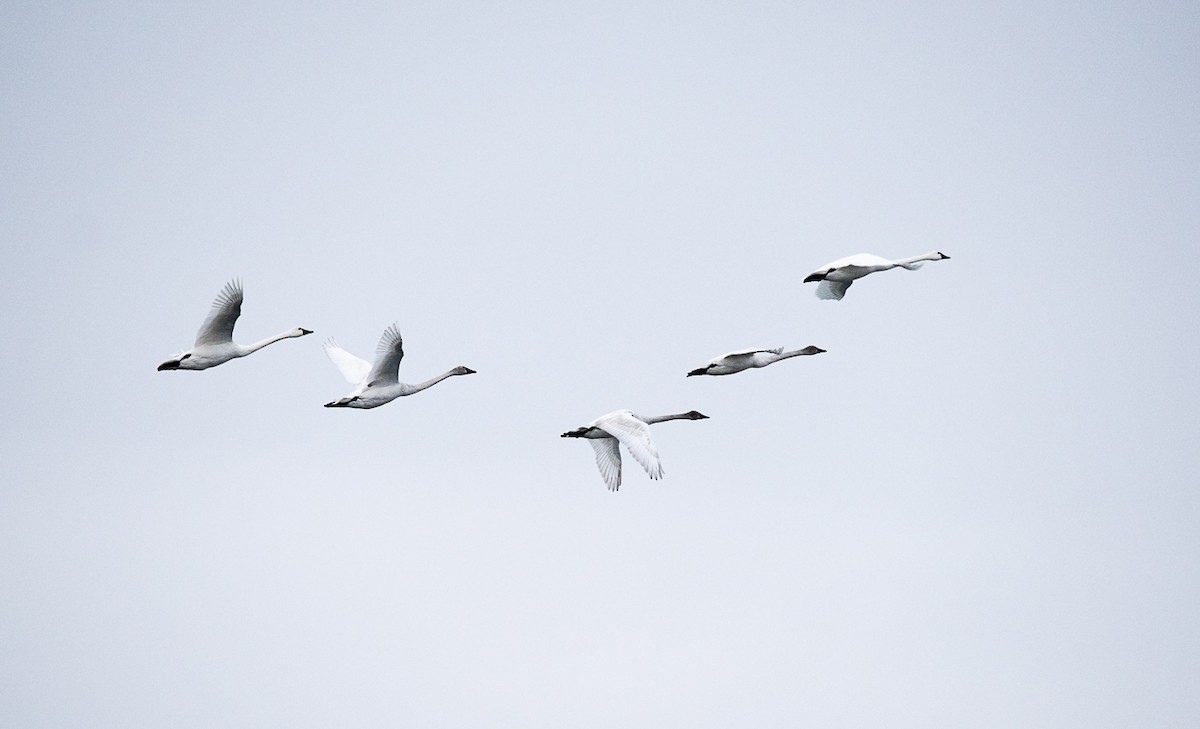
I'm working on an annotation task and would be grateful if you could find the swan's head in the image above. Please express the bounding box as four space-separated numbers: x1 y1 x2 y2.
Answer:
804 269 832 283
451 366 476 376
682 410 709 420
687 366 710 377
936 252 950 260
295 328 314 337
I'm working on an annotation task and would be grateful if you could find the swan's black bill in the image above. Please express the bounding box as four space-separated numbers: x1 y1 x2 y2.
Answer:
300 328 314 335
687 367 707 377
803 272 826 283
157 360 179 371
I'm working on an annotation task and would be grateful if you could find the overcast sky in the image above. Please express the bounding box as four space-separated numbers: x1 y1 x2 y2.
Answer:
2 1 1199 727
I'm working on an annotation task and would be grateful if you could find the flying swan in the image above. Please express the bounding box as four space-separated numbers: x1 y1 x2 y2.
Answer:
322 323 475 409
687 345 825 377
561 409 709 491
157 279 311 371
803 251 950 300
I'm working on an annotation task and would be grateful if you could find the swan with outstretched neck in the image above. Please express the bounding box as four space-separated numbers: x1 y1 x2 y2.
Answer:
803 251 950 300
561 409 709 491
157 279 311 371
687 345 825 377
322 323 475 409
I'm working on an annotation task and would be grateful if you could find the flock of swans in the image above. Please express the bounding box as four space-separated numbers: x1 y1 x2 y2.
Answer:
158 250 950 491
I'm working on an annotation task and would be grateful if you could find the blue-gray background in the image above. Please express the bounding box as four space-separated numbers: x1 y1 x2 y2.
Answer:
3 1 1198 726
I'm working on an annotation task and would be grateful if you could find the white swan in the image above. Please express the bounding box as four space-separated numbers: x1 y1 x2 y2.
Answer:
323 323 475 409
803 251 950 300
157 279 312 371
687 345 825 377
561 409 709 491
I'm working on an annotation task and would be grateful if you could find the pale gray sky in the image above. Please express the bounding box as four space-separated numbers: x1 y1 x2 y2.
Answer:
2 1 1199 727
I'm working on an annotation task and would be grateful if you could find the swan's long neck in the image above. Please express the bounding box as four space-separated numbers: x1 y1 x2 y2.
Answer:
778 346 824 360
640 412 697 425
402 370 458 394
240 329 306 356
893 251 943 269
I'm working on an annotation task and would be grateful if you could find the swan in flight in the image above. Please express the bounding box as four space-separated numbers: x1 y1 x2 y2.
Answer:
322 323 475 409
803 251 950 300
157 279 312 371
687 345 825 377
561 409 709 491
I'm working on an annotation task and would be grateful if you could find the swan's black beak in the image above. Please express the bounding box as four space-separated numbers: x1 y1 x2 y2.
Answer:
157 360 179 371
687 368 706 377
939 253 951 260
300 328 314 335
463 368 477 374
803 272 825 283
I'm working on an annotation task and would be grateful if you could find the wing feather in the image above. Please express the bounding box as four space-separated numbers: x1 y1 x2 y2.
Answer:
589 438 623 491
323 339 372 385
822 253 891 269
721 347 783 359
366 323 404 385
595 412 663 481
816 279 851 300
194 279 243 346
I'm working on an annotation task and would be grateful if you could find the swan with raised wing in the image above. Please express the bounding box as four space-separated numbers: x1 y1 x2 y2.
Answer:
803 251 950 300
157 279 311 371
561 409 708 491
323 323 475 409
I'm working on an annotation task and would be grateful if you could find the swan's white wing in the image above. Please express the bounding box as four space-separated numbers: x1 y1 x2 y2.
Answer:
366 323 404 385
194 279 243 346
823 253 891 269
720 346 783 359
589 438 623 491
595 412 663 481
816 279 851 300
323 339 371 385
